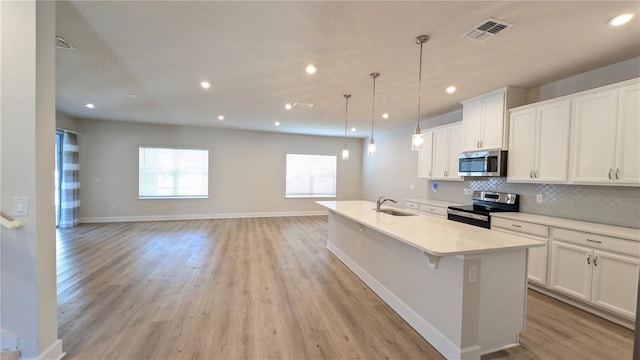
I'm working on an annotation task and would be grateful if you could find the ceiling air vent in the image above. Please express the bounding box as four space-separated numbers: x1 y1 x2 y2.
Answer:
460 17 513 42
293 101 314 109
55 36 75 50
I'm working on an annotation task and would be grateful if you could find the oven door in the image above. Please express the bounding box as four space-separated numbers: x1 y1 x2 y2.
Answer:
447 208 490 229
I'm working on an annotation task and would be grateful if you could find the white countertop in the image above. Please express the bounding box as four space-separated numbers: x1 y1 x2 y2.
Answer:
405 198 465 208
492 212 640 242
317 200 544 257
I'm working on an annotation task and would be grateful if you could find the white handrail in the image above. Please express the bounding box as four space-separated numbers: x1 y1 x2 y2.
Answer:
1 216 22 230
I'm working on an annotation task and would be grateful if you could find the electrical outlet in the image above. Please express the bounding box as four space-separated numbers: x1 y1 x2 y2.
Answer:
468 266 478 283
536 194 543 203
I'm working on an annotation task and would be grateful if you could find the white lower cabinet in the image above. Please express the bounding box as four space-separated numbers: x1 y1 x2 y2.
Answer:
550 230 640 319
492 217 548 286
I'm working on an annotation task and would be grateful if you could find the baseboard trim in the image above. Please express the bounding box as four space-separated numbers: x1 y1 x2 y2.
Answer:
80 210 329 223
528 283 634 330
327 241 463 360
21 339 64 360
0 330 18 351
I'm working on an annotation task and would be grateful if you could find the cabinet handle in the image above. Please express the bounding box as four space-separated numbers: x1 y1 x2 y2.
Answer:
428 170 432 177
608 169 612 180
429 208 435 211
477 141 481 149
615 168 620 180
480 140 483 148
587 254 591 265
586 239 602 244
529 170 533 178
593 256 598 266
534 170 538 178
511 224 522 228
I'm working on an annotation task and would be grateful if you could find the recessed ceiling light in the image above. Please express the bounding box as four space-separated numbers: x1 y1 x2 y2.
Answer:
126 93 137 98
284 103 292 110
350 127 356 132
274 121 281 126
446 86 456 94
305 64 316 74
608 13 634 26
200 81 211 89
218 115 224 121
382 113 389 119
85 103 95 109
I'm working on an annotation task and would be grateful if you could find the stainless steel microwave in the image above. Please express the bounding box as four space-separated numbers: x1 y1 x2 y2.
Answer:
458 150 507 177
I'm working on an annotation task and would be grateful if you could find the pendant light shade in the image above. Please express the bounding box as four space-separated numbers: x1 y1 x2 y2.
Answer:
411 35 430 151
368 72 380 156
341 94 351 160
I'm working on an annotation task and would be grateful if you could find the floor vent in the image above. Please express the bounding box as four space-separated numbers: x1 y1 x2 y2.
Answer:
55 36 76 50
461 17 513 42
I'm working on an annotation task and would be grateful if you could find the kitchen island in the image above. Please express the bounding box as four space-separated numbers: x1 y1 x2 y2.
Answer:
316 200 544 360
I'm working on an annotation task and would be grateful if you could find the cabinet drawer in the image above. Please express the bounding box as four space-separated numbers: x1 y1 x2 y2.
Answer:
419 204 447 217
492 217 549 238
405 201 419 211
554 228 640 258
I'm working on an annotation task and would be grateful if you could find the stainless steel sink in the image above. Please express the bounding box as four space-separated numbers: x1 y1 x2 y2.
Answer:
376 209 417 216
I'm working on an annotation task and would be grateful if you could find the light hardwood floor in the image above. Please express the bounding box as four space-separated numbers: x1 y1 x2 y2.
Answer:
57 216 634 359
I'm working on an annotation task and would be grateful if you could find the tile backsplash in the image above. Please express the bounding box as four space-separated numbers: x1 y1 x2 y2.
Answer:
429 178 640 229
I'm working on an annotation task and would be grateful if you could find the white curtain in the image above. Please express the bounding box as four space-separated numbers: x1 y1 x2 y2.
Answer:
59 132 80 228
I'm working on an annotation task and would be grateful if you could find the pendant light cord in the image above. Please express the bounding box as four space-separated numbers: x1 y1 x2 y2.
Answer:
343 94 350 147
417 40 423 130
370 73 378 140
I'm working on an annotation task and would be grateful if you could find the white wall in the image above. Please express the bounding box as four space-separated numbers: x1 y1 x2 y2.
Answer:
1 1 62 358
361 110 462 203
73 118 363 222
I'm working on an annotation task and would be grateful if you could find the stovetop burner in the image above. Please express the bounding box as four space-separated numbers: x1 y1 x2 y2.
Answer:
447 191 519 228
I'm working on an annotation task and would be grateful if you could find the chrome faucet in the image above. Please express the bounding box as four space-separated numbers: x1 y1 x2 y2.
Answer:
376 195 398 212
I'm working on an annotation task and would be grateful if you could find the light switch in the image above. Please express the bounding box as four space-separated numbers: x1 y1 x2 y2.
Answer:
13 196 29 216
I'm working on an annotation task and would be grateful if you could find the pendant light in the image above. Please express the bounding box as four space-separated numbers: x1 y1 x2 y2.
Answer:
411 34 430 151
368 72 380 156
341 94 351 160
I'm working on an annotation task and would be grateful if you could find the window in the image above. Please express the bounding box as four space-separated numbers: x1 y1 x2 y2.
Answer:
139 146 208 199
285 154 337 198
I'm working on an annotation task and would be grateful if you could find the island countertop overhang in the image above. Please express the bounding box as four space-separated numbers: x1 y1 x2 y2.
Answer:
317 200 544 257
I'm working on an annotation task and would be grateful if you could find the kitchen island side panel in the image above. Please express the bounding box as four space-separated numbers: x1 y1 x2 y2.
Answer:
327 211 528 359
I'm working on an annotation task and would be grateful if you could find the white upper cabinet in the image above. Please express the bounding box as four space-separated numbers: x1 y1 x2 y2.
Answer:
570 81 640 185
461 87 525 151
508 100 571 183
417 130 434 179
431 123 462 181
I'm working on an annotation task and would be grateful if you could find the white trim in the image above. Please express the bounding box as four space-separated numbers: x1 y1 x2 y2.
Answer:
528 283 635 329
79 210 328 223
327 241 464 360
21 339 64 360
0 330 19 350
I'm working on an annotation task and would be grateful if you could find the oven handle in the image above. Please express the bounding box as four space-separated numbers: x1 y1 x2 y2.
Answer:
447 209 489 222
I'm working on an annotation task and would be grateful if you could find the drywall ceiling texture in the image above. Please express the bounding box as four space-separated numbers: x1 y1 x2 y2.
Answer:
55 1 640 138
74 119 363 222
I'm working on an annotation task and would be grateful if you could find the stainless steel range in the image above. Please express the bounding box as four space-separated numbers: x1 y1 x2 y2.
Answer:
447 191 519 229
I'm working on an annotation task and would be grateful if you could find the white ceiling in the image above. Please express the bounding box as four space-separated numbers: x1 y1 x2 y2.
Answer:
55 1 640 138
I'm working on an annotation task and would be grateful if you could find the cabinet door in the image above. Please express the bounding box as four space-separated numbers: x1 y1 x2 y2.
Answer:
417 131 433 179
528 241 548 286
550 241 593 302
570 90 618 183
432 128 450 179
591 250 640 319
536 101 571 182
615 83 640 185
462 100 483 151
507 108 536 182
447 125 463 181
480 92 506 150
